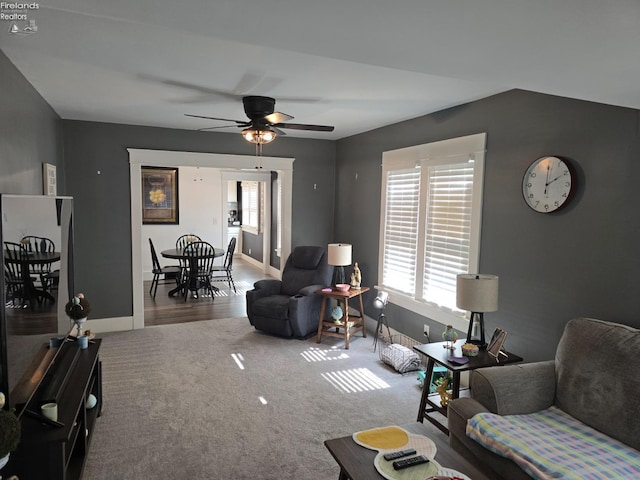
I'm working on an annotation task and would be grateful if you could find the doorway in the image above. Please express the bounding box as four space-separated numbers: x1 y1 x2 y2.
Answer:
129 149 294 330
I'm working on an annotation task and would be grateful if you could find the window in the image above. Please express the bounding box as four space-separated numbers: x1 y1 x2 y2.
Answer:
241 181 262 234
379 133 486 330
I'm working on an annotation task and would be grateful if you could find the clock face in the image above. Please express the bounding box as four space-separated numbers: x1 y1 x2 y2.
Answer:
522 156 573 213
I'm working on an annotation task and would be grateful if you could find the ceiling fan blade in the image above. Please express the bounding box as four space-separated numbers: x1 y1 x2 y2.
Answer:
264 111 294 124
197 125 239 132
184 114 249 126
274 122 335 132
271 126 287 137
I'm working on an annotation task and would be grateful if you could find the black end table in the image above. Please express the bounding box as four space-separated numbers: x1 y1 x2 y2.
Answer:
414 340 523 434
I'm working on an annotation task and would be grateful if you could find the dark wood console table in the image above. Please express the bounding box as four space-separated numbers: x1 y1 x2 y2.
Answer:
5 338 102 480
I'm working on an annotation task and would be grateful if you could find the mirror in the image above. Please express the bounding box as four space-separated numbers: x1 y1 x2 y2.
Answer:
0 194 74 410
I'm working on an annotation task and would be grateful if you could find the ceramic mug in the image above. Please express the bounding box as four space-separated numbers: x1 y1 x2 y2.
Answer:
41 402 58 421
49 337 63 348
77 335 89 349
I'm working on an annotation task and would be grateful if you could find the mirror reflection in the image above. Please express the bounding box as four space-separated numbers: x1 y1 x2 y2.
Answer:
1 195 73 407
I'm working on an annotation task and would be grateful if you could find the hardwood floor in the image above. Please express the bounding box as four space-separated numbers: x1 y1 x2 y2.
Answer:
144 257 273 327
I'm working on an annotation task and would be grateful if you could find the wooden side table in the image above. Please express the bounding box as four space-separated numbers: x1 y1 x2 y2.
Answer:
414 340 523 434
316 286 370 349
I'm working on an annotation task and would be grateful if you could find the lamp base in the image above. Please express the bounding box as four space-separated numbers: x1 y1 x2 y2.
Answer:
331 266 346 286
466 312 487 349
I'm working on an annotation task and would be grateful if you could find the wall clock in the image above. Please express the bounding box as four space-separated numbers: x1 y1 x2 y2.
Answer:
522 156 573 213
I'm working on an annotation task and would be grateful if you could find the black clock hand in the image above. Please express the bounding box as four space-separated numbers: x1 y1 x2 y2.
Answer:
544 164 552 195
546 174 563 185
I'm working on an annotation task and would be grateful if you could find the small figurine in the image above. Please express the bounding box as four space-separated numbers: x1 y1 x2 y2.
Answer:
331 305 344 323
350 262 362 290
436 377 453 407
442 324 458 350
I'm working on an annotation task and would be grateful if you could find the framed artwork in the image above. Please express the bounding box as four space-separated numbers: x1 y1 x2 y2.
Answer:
142 166 179 224
43 163 57 196
487 328 508 362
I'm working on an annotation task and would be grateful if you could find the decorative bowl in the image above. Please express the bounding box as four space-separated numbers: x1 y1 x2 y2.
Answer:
335 284 350 292
462 343 479 357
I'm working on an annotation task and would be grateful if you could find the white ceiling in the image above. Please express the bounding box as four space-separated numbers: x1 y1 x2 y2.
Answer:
1 0 639 140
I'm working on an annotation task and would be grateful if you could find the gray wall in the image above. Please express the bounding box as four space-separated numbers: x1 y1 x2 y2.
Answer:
61 120 336 319
0 50 64 194
336 89 640 362
4 45 640 363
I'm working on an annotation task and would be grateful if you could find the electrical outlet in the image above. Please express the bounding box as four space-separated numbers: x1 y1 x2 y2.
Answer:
248 248 252 255
423 324 430 337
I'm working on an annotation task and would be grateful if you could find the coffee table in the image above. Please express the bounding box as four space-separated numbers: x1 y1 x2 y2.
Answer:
324 422 491 480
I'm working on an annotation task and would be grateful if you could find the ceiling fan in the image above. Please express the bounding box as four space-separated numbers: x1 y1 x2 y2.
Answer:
185 95 335 145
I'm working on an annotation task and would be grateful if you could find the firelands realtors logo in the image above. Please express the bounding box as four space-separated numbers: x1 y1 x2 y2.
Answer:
1 2 39 35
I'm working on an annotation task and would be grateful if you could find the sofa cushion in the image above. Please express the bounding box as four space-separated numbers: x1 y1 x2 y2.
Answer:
252 295 290 320
467 405 640 479
555 318 640 450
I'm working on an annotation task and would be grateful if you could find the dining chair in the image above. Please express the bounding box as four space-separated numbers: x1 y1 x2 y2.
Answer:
175 234 202 285
20 236 57 293
210 236 237 293
3 241 29 307
148 238 181 299
182 241 217 301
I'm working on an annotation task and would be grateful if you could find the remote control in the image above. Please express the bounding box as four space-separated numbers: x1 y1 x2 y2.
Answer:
392 455 430 470
383 448 417 461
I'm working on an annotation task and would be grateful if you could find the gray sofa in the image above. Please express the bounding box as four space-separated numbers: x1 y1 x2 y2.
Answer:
448 317 640 480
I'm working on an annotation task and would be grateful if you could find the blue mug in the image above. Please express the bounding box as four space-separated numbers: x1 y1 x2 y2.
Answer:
77 335 89 349
49 337 63 348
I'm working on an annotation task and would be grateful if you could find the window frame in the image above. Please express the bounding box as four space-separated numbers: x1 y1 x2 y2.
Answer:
241 180 262 235
378 133 487 332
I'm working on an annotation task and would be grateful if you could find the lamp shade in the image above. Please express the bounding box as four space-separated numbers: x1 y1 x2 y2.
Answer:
456 274 499 312
327 243 352 266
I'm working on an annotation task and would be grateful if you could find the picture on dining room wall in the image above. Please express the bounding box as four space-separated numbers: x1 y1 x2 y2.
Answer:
142 166 179 224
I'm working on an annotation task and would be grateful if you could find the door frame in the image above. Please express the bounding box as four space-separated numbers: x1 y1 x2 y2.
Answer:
129 149 294 330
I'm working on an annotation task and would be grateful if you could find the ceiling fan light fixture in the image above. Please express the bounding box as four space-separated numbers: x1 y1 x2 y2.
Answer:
242 127 276 144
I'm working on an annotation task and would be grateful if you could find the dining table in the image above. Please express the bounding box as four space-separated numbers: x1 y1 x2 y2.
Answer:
161 247 224 297
5 250 61 305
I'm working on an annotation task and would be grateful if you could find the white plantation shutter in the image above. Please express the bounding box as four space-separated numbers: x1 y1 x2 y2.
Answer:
379 133 485 326
241 181 260 230
423 163 474 308
382 167 421 294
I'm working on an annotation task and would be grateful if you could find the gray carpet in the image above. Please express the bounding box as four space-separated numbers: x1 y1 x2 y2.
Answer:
83 318 447 479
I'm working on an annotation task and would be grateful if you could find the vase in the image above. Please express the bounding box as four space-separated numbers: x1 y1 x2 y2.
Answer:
73 317 87 337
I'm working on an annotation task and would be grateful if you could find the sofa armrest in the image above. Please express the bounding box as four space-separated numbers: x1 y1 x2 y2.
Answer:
471 360 556 415
298 284 324 296
251 279 282 297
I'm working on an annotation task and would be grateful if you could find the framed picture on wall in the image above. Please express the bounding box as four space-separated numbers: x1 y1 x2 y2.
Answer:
142 166 179 224
43 162 57 196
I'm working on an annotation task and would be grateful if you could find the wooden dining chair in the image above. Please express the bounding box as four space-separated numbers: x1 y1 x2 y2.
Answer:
148 238 181 299
182 241 217 301
3 241 29 307
210 236 237 293
175 234 202 285
20 236 57 293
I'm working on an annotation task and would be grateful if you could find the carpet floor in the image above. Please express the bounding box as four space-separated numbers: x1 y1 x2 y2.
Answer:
83 318 446 480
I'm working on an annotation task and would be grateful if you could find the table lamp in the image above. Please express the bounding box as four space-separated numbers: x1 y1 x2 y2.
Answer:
328 243 352 286
456 274 499 348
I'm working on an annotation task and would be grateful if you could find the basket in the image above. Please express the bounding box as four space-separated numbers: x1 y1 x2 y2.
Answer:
378 333 426 374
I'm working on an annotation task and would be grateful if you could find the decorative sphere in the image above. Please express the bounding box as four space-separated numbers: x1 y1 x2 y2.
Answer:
331 306 344 321
86 394 97 409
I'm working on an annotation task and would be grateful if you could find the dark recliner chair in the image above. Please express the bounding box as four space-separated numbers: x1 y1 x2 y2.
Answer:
246 246 332 338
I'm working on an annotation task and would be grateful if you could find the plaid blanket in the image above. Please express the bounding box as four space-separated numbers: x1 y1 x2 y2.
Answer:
467 405 640 480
